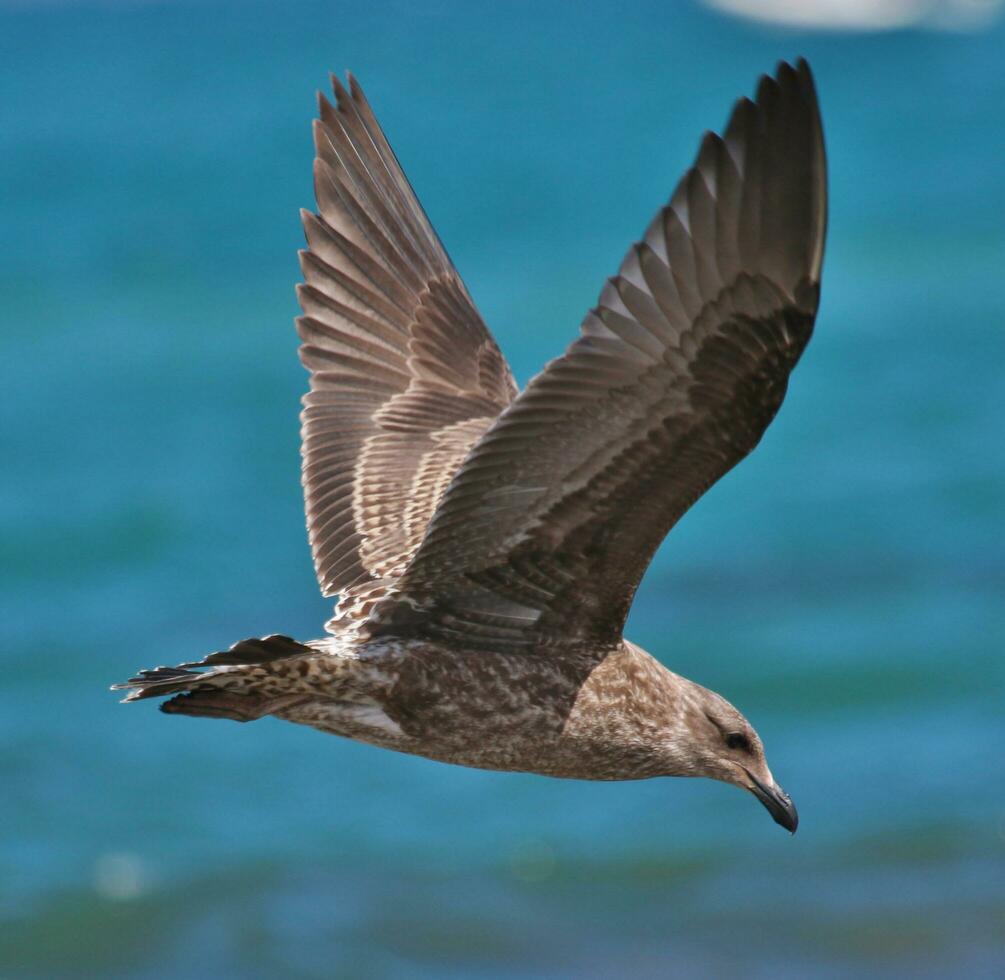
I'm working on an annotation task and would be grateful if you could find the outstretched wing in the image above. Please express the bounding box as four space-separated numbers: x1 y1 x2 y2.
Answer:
296 74 517 627
370 60 827 651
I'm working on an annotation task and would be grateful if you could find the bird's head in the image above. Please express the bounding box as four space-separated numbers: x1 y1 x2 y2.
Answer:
668 679 798 834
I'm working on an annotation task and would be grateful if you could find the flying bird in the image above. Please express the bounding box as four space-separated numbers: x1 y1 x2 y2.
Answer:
115 59 827 832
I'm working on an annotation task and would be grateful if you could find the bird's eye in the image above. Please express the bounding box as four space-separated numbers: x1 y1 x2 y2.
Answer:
725 732 750 752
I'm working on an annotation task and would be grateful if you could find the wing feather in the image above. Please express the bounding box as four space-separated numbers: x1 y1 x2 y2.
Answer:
370 60 827 651
296 74 517 627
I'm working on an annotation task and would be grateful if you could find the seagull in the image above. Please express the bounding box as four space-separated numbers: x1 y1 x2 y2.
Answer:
115 59 826 833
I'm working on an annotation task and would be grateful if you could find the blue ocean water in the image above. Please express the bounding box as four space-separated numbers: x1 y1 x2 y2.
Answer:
2 1 1003 976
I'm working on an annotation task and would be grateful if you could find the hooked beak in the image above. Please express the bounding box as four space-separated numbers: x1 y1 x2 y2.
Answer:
746 770 798 834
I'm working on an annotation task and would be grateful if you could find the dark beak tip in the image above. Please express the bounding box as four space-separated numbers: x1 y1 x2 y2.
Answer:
777 800 799 835
747 772 798 834
768 797 799 835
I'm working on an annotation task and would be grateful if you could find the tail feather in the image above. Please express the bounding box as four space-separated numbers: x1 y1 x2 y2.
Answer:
160 688 272 721
113 665 202 701
112 634 314 703
178 634 311 668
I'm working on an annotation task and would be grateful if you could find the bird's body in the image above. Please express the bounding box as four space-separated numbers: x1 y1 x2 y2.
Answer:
116 58 828 831
163 637 717 781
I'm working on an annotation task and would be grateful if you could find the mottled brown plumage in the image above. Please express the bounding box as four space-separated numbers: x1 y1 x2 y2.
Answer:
115 59 828 832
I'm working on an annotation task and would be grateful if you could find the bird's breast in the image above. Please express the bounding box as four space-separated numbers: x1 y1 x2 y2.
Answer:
355 640 677 779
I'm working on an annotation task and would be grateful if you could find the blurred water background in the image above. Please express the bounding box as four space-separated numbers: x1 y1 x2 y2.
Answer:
2 1 1003 976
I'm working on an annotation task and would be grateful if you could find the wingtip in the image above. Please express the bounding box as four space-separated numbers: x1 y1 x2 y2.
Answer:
310 116 328 155
694 129 724 177
776 56 796 74
110 679 142 702
729 94 757 121
296 249 314 279
329 70 351 105
723 95 756 155
754 71 780 107
796 57 822 110
768 58 820 113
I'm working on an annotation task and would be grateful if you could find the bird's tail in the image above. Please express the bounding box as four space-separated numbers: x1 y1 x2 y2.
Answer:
111 634 315 717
